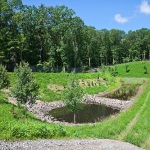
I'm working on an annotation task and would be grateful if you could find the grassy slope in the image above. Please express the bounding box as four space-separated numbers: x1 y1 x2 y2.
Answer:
8 72 118 102
1 61 150 149
112 61 150 149
113 61 150 78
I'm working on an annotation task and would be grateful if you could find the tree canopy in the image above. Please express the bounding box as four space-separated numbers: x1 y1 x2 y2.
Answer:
1 0 150 71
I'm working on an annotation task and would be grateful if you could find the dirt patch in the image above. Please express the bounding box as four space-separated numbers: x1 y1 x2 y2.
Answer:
47 84 64 92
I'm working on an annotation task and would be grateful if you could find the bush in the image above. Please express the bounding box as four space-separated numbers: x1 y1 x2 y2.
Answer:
11 104 28 119
125 64 130 73
54 125 66 137
33 126 53 138
43 61 51 73
82 65 89 73
11 126 29 139
144 66 148 74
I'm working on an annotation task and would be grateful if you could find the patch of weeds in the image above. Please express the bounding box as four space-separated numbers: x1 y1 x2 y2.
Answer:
11 104 28 119
11 126 29 139
105 84 140 100
54 125 66 137
33 125 53 138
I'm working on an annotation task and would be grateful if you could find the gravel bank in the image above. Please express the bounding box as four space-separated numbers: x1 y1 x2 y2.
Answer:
0 139 143 150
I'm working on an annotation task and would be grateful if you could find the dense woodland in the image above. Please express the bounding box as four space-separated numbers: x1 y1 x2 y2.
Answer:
1 0 150 71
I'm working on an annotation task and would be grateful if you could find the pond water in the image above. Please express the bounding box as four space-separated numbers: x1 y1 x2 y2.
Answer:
49 104 119 124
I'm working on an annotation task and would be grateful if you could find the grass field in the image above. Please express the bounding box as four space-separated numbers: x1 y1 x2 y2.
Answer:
8 71 119 102
111 61 150 78
1 61 150 149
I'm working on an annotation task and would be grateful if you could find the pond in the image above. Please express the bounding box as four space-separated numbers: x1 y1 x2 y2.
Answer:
49 104 119 124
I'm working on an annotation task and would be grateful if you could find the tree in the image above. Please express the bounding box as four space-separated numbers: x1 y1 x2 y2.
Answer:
63 73 84 123
0 64 9 89
12 62 39 104
109 29 125 64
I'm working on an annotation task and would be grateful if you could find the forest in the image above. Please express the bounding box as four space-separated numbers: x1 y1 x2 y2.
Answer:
1 0 150 71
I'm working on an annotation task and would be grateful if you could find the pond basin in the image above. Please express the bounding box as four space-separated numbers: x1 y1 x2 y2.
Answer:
49 104 119 124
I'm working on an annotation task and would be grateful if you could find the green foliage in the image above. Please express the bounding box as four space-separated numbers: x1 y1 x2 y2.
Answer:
12 62 39 104
43 62 50 73
106 84 140 100
1 0 150 71
63 73 84 123
81 65 89 73
125 64 130 73
10 124 67 139
11 104 28 119
63 74 84 112
0 64 9 89
143 65 148 74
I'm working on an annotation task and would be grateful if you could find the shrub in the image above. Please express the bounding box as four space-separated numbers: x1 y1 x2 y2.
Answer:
43 61 51 73
54 125 66 137
82 65 89 73
11 104 28 119
34 126 53 138
125 64 130 73
111 67 118 77
144 66 148 74
11 126 29 139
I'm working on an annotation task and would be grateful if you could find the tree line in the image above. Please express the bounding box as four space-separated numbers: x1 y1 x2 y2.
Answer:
1 0 150 72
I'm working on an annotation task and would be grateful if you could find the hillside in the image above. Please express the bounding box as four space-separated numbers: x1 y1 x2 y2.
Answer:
0 61 150 149
112 61 150 78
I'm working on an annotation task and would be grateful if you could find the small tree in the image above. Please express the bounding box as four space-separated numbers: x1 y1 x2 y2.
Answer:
0 64 9 89
12 62 39 104
125 64 130 73
63 74 84 123
144 66 148 74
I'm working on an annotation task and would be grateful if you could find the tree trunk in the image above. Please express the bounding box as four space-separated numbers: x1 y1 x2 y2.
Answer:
89 57 91 69
73 40 76 71
73 111 76 124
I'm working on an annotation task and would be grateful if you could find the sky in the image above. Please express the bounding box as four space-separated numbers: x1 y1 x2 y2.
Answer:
22 0 150 32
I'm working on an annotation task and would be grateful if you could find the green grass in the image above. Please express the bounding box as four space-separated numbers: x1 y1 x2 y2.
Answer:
64 81 150 139
0 90 67 140
111 61 150 78
0 79 149 145
123 85 150 148
1 61 150 149
8 72 118 102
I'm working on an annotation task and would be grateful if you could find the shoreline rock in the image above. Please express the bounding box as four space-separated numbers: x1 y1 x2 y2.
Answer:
6 84 143 125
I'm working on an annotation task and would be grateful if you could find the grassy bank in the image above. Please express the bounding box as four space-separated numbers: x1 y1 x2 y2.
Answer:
0 79 149 149
112 61 150 78
1 61 150 149
8 71 118 102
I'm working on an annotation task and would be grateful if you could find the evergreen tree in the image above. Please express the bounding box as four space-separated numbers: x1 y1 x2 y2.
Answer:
12 62 39 104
